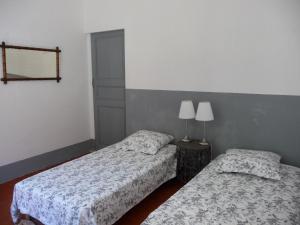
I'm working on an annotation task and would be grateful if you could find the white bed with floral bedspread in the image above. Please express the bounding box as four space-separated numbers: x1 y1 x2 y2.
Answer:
142 153 300 225
11 143 177 225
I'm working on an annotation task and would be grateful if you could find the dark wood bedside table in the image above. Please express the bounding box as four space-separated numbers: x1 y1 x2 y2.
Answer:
176 140 212 183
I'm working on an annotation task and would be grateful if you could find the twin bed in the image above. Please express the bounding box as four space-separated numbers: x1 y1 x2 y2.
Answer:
11 130 300 225
143 155 300 225
11 130 177 225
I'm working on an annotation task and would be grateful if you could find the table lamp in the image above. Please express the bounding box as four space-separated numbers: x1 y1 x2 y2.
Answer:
179 100 195 142
195 102 214 145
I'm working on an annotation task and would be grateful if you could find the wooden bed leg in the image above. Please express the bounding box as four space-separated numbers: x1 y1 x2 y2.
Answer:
15 218 21 225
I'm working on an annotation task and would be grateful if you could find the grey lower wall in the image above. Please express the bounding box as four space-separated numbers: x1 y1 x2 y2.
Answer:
0 139 95 184
126 89 300 168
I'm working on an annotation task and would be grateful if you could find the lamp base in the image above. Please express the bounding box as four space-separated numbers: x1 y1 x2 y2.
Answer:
199 138 209 145
181 136 191 142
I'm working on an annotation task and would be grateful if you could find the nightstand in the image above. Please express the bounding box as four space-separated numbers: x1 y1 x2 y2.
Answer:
176 140 212 183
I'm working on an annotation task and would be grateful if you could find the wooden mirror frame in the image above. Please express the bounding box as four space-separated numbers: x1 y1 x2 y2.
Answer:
1 42 61 84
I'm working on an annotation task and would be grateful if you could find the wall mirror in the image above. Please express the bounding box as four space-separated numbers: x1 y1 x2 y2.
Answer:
1 42 61 84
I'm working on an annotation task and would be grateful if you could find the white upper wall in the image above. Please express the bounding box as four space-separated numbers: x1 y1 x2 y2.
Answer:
84 0 300 96
0 0 92 166
1 0 300 166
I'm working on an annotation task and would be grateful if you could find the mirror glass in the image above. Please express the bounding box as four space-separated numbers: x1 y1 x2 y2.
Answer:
6 48 57 79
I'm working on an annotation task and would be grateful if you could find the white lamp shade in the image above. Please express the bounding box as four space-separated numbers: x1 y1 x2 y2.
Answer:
179 100 195 119
195 102 214 121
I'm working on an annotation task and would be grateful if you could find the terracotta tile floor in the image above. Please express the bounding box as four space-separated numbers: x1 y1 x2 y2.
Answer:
0 159 183 225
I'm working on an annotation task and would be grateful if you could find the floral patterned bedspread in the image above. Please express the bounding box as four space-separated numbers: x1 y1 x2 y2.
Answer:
142 155 300 225
11 144 177 225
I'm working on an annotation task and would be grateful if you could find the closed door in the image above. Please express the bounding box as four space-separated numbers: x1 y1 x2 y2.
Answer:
91 30 125 149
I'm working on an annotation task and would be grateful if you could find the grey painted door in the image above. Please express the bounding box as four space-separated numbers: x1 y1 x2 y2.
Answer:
91 30 125 149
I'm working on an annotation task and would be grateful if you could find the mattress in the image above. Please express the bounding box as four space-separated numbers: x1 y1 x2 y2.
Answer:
142 155 300 225
11 144 177 225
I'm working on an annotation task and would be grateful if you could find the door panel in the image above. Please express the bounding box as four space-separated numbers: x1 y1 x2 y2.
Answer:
91 30 125 149
96 87 125 101
97 106 125 146
96 36 124 78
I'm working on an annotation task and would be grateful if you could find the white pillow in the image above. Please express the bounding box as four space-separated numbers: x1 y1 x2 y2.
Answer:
217 149 281 180
116 130 174 155
226 148 281 162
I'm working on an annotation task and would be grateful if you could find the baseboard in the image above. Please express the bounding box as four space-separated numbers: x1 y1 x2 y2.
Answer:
0 139 96 184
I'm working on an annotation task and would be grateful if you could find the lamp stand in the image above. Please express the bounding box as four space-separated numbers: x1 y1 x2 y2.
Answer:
200 121 209 145
182 120 190 142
